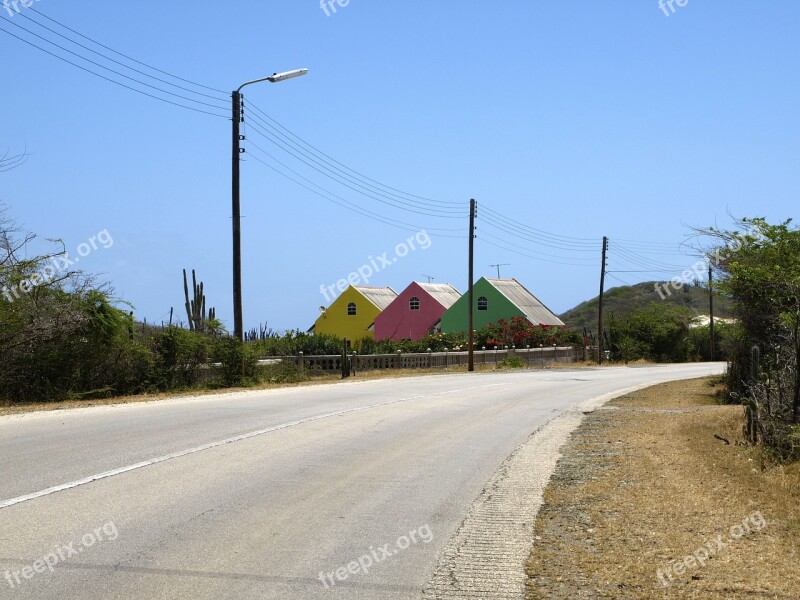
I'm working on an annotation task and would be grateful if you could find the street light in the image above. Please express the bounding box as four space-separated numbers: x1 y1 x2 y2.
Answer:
231 68 308 341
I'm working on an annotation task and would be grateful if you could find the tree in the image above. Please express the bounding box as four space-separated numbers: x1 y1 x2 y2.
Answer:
700 218 800 456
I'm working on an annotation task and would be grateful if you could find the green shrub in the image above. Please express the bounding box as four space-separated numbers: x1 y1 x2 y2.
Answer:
497 356 526 369
151 327 211 390
212 337 259 387
261 361 307 384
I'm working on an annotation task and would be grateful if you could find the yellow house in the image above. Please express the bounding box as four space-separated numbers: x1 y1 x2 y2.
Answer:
312 286 397 342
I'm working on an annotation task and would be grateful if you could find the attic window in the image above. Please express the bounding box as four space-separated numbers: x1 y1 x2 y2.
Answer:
409 296 420 311
347 302 357 316
478 296 488 311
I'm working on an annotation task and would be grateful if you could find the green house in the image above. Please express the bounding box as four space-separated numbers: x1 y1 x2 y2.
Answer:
439 278 564 334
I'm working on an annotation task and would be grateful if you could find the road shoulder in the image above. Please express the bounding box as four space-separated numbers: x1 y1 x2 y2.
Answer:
525 377 800 599
422 384 656 599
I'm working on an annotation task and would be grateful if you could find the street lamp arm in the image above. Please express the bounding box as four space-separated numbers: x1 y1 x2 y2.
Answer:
236 76 273 94
230 66 308 342
236 68 308 93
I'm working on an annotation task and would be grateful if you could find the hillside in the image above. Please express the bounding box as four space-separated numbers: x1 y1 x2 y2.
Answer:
559 281 733 332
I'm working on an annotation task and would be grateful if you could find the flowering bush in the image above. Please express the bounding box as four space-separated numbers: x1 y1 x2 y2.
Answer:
474 317 582 349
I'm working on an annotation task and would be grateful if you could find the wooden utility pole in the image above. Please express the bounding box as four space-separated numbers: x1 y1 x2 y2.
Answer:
597 236 608 364
232 90 244 342
709 263 716 361
468 199 476 372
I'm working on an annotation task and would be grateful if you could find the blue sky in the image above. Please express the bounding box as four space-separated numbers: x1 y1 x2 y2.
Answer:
2 1 798 332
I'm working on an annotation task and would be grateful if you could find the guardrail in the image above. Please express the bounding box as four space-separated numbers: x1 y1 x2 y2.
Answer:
264 346 589 374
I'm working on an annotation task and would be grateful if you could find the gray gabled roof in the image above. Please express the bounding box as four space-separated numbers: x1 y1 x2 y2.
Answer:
486 278 565 326
415 282 461 309
354 286 398 311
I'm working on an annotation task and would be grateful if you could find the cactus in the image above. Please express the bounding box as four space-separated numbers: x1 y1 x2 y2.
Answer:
183 269 215 333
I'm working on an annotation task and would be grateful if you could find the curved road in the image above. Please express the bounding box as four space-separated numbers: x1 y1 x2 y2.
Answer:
0 364 724 599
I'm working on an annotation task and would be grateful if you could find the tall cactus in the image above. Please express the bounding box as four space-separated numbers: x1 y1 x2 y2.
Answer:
183 269 215 332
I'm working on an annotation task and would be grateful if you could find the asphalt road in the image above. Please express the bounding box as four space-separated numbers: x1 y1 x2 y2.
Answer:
0 364 724 599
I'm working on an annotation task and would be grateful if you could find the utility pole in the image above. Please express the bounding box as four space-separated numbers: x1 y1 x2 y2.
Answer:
597 236 608 364
230 68 307 342
490 263 510 278
468 199 476 372
709 263 715 361
232 90 244 341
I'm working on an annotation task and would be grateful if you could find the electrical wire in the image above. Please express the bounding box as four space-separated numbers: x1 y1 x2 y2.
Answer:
478 229 597 265
27 6 227 95
479 213 599 253
243 104 463 214
243 119 465 219
2 18 228 111
481 205 598 246
0 24 228 118
18 11 228 103
6 8 700 268
476 235 599 268
246 100 464 206
607 273 636 286
611 242 688 271
243 143 466 237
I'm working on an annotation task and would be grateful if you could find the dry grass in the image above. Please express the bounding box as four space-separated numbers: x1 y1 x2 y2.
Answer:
526 377 800 599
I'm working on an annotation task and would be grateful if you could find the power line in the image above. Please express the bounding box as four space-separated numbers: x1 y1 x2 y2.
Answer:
2 18 228 111
243 119 464 219
478 229 596 265
27 6 227 95
0 24 228 118
18 11 227 102
610 242 687 271
246 100 464 206
5 9 700 266
242 107 463 216
479 213 598 253
476 234 598 268
244 144 465 237
481 205 598 246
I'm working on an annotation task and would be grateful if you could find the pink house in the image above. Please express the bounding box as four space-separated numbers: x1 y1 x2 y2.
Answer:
374 282 461 342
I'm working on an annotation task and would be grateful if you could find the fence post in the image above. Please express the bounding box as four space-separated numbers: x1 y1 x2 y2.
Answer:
427 348 433 369
341 338 350 379
298 351 304 372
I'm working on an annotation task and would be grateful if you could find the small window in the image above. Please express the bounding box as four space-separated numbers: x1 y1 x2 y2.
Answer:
347 302 357 316
409 296 420 311
478 296 488 311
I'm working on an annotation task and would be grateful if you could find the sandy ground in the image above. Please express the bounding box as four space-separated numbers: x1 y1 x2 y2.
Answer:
525 377 800 599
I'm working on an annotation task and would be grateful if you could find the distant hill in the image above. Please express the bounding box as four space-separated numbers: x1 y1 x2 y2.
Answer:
559 281 734 333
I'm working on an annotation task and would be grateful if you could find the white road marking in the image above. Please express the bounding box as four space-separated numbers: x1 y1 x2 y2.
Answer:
0 383 505 510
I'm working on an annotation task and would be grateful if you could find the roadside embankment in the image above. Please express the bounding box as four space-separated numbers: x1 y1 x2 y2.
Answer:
526 377 800 599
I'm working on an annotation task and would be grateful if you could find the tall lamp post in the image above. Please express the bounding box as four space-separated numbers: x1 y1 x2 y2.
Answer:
232 68 308 341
